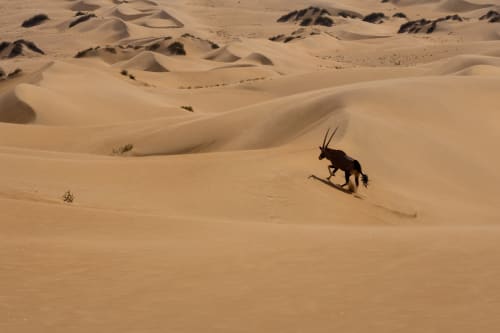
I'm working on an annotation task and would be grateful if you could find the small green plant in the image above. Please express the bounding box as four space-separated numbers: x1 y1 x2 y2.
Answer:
62 190 74 203
112 144 134 155
181 105 194 112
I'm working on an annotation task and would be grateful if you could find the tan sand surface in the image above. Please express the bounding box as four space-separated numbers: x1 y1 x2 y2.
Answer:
1 0 500 331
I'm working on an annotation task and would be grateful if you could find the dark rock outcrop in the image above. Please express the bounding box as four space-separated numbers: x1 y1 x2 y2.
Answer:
393 12 407 19
69 13 96 28
479 10 500 23
277 7 333 27
22 14 49 27
363 12 386 24
181 33 220 49
398 15 463 34
0 40 45 59
166 42 186 55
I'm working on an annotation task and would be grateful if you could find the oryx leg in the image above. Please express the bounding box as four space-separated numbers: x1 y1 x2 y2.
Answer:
341 171 351 187
354 171 360 187
327 166 338 180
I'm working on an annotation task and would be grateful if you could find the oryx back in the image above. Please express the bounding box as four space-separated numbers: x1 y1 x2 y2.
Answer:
325 148 355 171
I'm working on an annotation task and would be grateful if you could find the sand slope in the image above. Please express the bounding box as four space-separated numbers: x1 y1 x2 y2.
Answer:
2 0 500 332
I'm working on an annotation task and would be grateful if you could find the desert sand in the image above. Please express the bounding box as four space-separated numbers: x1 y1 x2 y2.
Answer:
1 0 500 332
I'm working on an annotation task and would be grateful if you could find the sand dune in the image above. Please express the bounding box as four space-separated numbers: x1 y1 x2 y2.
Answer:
438 0 494 12
0 88 36 124
106 5 184 28
244 52 274 65
2 0 500 332
0 61 185 126
72 17 132 42
141 9 184 28
119 51 169 71
429 54 500 74
204 45 241 62
69 0 102 12
108 6 152 21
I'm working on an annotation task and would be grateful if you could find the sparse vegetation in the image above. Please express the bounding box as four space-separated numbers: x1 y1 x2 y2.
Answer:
112 144 134 155
121 69 128 76
181 105 194 112
128 74 136 80
62 190 75 203
22 14 49 28
178 76 267 90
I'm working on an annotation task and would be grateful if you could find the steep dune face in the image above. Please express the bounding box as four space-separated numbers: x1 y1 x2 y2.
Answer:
72 17 132 42
244 52 274 65
0 87 37 124
204 45 241 62
2 0 500 332
0 61 185 126
119 51 170 71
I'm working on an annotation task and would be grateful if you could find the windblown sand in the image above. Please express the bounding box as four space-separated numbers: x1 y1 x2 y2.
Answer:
1 0 500 332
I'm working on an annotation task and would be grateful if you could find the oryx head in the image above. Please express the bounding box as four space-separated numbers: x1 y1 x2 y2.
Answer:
318 127 338 160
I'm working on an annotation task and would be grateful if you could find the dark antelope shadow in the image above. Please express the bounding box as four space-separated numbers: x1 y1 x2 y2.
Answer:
308 174 353 195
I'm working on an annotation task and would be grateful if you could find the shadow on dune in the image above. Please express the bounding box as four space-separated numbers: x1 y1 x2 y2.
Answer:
308 174 354 195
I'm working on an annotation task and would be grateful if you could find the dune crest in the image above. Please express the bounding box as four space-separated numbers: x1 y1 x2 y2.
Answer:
120 51 169 72
69 0 101 12
204 46 241 62
438 0 494 12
